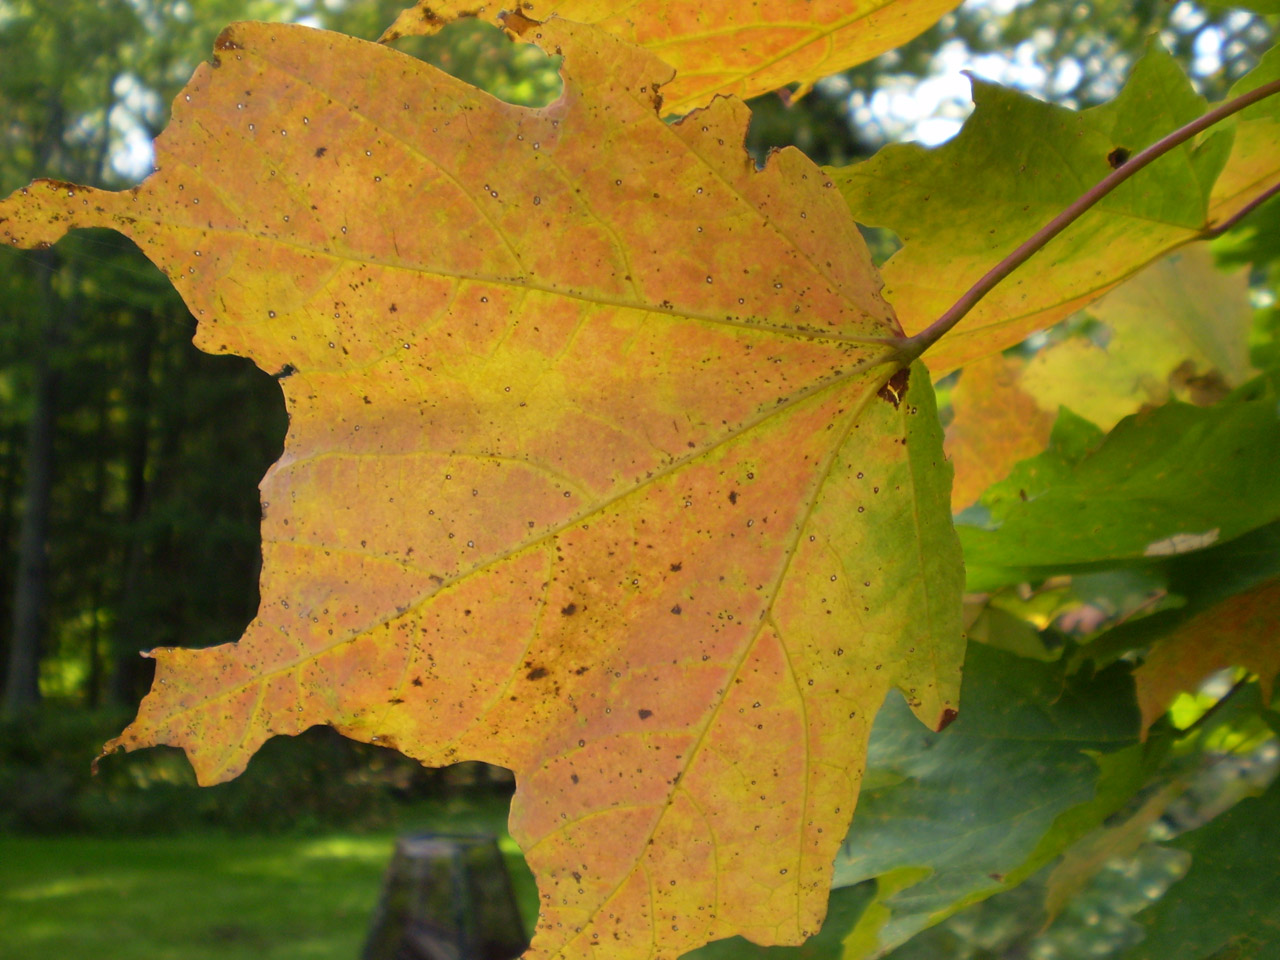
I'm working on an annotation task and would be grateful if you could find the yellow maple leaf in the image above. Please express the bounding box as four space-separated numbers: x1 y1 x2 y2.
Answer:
0 21 963 959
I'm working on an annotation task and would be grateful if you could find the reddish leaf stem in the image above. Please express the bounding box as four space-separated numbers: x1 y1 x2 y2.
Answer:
1201 180 1280 239
899 76 1280 364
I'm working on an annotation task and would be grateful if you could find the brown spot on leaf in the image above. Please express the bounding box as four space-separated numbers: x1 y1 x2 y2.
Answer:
936 707 959 731
1107 147 1131 169
670 605 682 615
877 367 910 408
501 9 541 34
527 666 549 680
638 709 653 720
315 146 327 158
561 603 577 616
728 490 738 505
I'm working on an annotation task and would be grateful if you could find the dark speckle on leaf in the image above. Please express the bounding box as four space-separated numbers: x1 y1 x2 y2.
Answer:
561 603 578 616
638 709 653 720
1107 146 1131 169
728 490 738 505
877 367 910 407
315 146 328 158
527 666 549 680
937 707 959 731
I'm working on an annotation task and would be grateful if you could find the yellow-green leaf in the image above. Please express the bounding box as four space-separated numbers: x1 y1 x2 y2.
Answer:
378 0 961 115
830 43 1236 376
1020 247 1255 430
0 21 963 960
1209 43 1280 222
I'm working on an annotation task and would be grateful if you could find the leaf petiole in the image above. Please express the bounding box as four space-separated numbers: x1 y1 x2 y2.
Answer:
1200 180 1280 239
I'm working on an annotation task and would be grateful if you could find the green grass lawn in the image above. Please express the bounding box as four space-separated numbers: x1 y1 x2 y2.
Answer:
0 799 538 960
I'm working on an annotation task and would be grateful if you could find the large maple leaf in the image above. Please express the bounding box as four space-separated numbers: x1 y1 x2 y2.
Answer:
0 20 963 959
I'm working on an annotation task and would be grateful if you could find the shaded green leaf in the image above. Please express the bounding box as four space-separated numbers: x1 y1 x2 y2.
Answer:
1121 777 1280 960
1077 521 1280 672
959 387 1280 591
829 643 1141 957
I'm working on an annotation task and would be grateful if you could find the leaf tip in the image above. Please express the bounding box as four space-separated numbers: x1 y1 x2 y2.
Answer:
91 739 121 776
935 707 959 732
213 25 243 52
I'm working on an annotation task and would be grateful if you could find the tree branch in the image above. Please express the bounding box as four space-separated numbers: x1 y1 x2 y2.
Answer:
1178 676 1252 739
898 77 1280 364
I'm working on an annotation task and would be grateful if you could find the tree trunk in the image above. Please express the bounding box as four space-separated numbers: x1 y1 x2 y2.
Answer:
4 250 61 715
84 382 113 709
0 417 22 691
108 310 157 706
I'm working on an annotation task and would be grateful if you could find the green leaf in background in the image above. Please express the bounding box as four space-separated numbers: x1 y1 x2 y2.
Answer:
1214 191 1280 273
1121 777 1280 960
943 243 1256 516
830 42 1234 375
958 385 1280 591
1043 779 1184 925
828 643 1141 958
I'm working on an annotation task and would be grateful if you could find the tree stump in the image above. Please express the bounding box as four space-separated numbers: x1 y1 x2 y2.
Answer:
362 834 529 960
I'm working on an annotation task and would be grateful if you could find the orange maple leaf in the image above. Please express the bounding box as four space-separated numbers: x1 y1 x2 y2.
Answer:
0 20 963 959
